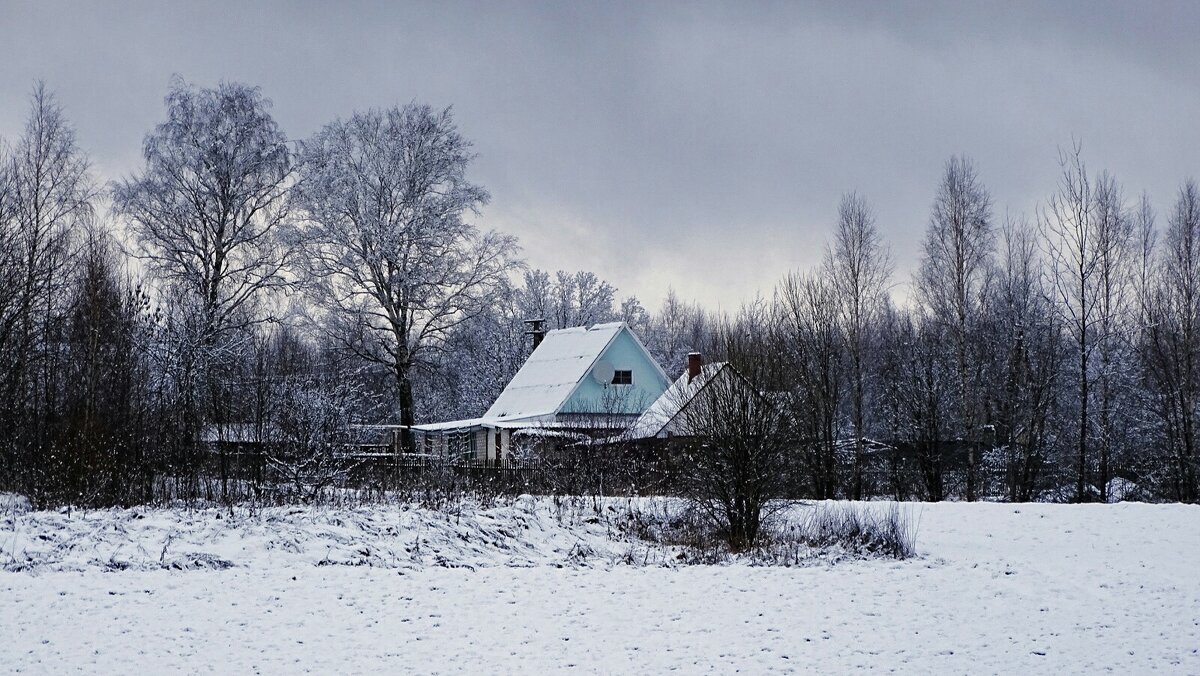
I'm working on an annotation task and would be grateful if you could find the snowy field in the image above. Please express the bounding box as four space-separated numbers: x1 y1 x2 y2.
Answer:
3 498 1198 674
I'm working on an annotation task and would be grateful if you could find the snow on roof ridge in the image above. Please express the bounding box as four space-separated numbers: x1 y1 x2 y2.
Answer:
544 321 627 336
546 326 588 335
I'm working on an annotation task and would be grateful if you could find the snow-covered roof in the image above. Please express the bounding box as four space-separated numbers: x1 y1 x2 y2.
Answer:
411 418 486 432
627 362 729 439
412 418 617 434
482 322 630 422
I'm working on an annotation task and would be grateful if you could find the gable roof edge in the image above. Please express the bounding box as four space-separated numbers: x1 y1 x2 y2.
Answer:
624 323 672 387
652 362 730 437
551 323 628 417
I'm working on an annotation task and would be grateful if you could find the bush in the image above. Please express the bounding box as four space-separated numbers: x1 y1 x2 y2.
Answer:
614 499 919 565
788 502 918 560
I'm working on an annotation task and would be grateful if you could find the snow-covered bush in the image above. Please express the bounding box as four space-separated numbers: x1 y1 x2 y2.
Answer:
612 499 920 565
786 502 918 560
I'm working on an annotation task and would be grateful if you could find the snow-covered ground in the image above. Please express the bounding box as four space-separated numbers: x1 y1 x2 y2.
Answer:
3 499 1198 673
2 496 673 572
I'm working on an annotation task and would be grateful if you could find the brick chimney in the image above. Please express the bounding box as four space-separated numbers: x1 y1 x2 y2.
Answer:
687 352 703 383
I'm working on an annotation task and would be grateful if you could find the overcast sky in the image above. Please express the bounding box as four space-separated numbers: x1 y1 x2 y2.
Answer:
4 1 1199 310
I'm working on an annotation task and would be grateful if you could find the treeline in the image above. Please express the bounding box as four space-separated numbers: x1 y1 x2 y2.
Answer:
434 148 1200 505
0 79 1196 507
698 150 1198 506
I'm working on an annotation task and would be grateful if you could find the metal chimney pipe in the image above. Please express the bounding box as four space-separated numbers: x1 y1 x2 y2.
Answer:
524 318 546 351
687 352 702 383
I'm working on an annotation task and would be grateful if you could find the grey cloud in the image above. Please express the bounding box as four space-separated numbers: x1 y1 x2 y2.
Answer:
3 0 1197 308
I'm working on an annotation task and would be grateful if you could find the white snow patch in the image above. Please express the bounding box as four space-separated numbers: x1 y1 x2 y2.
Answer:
0 492 30 516
2 496 678 573
2 501 1198 673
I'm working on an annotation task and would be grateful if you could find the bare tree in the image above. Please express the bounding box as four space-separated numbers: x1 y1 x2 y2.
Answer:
645 288 710 375
114 79 292 348
516 269 554 323
825 192 892 499
776 271 841 498
113 79 293 501
58 228 154 505
677 314 789 551
619 296 651 336
551 270 617 328
1039 142 1099 501
0 83 93 499
884 307 954 500
1091 172 1136 500
1133 194 1158 329
1142 181 1200 501
915 156 993 500
989 218 1061 501
291 104 521 446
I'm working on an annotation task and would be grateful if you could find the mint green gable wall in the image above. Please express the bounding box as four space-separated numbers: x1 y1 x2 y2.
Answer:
560 330 670 416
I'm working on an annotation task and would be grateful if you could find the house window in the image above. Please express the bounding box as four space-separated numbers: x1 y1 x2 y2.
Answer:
612 369 633 385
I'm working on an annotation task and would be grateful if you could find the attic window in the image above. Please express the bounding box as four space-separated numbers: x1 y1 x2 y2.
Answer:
612 369 633 385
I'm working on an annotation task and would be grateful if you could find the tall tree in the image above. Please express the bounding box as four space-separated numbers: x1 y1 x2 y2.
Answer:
619 296 651 336
292 104 520 443
1143 182 1200 501
114 79 292 348
884 308 954 500
0 83 93 499
826 192 892 499
550 270 617 329
644 288 710 376
59 229 153 505
915 156 994 500
1090 172 1136 501
988 219 1061 501
1039 143 1099 501
113 79 292 500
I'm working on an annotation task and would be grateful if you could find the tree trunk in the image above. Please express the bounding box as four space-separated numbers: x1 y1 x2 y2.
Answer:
1077 340 1088 502
396 361 416 453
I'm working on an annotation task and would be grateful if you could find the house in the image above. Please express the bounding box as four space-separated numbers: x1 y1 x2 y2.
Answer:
627 353 733 440
411 322 672 464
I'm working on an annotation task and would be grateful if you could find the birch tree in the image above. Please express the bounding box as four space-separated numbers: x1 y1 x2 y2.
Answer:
885 308 954 500
915 156 994 500
113 79 292 500
826 192 892 499
645 289 710 375
1090 172 1136 501
988 219 1061 501
291 104 520 444
550 270 617 329
1039 143 1099 501
114 79 292 349
776 271 841 498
